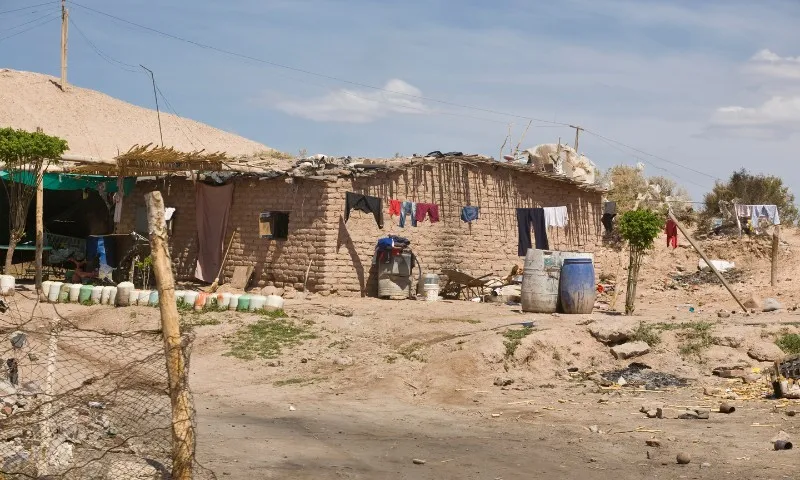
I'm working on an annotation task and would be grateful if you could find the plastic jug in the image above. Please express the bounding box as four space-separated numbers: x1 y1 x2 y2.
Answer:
130 289 140 306
175 290 186 305
237 294 251 312
264 295 285 312
149 290 159 306
217 292 232 310
91 286 103 304
194 292 207 311
116 282 134 306
249 295 267 311
101 286 113 305
229 294 241 311
138 290 151 305
59 283 70 303
183 291 198 308
72 284 86 303
48 282 63 303
0 275 15 296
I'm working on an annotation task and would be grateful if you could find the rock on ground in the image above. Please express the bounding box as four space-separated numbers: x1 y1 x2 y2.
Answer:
105 460 161 479
589 319 639 344
743 294 762 310
747 342 785 362
610 341 651 360
763 298 783 312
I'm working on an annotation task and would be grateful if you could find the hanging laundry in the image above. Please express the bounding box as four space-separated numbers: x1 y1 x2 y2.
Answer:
461 206 479 223
601 213 616 233
345 192 383 228
399 201 417 228
751 205 780 226
543 206 568 228
388 199 401 217
516 208 548 256
665 218 678 249
415 203 440 223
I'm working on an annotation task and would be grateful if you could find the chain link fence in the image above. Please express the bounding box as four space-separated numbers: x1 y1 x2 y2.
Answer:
0 294 214 480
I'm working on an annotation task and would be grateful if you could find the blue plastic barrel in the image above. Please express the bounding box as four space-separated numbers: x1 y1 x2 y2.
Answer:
559 258 596 314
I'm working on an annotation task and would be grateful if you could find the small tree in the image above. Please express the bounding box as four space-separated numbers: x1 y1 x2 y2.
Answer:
0 128 68 273
618 209 662 315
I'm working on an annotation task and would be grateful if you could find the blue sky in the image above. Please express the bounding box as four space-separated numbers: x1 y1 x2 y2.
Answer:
2 0 800 199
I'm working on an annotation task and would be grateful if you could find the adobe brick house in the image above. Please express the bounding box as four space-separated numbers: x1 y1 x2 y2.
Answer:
118 155 605 296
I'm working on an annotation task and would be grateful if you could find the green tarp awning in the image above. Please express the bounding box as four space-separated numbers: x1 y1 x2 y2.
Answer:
0 171 136 195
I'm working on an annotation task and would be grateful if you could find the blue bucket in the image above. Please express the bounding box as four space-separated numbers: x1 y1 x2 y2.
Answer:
559 258 596 314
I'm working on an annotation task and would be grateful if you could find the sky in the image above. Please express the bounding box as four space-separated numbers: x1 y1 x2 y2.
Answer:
2 0 800 200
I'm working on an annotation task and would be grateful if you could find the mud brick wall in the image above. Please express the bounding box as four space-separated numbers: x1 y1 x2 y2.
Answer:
119 177 329 290
327 162 603 296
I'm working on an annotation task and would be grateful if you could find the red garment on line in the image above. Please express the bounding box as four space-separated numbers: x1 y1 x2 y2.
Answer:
665 219 678 249
388 199 401 216
415 203 440 223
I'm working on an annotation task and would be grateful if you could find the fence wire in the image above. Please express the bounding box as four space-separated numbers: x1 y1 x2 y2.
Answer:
0 294 215 480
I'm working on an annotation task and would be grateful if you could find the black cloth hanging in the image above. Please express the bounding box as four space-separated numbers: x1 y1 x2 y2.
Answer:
345 192 384 228
516 207 549 256
602 213 616 233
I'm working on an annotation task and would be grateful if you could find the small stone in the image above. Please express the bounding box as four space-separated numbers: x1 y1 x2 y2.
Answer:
701 462 711 468
412 458 426 465
717 310 731 319
493 377 514 387
610 341 651 360
588 319 639 344
645 410 658 418
748 342 785 362
329 306 354 317
300 358 308 363
1 405 12 416
676 452 691 465
763 298 783 312
588 425 600 433
289 405 296 411
645 439 661 447
695 408 710 419
333 356 354 366
678 410 699 420
8 332 26 349
261 286 278 296
786 410 797 417
617 376 627 386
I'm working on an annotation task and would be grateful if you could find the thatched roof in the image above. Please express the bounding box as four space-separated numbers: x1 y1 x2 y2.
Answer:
68 144 227 176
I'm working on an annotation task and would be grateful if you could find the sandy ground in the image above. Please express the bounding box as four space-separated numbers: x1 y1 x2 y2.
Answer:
5 227 800 479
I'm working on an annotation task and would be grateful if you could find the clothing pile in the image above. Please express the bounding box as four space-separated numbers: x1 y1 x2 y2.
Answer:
374 235 411 264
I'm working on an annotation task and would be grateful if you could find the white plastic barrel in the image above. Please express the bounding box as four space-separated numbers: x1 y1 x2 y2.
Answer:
48 282 63 303
217 292 232 310
91 286 103 304
249 295 267 311
228 294 241 311
108 286 118 306
116 282 134 307
101 286 113 305
420 273 440 301
149 291 159 306
129 289 140 306
138 290 151 305
41 280 53 299
183 291 198 307
521 249 560 313
0 275 14 296
68 284 82 303
263 295 284 312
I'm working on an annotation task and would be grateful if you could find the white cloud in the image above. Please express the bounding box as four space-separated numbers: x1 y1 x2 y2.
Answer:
273 79 429 123
746 49 800 79
712 96 800 126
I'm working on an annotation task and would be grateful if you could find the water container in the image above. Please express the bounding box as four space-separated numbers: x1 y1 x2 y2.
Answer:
0 275 15 296
206 294 218 310
101 286 113 305
264 295 284 312
116 282 134 307
521 249 561 313
91 286 103 304
217 292 232 310
420 273 440 301
194 292 208 311
183 291 198 308
59 283 70 303
228 294 241 311
237 294 251 311
149 291 159 306
41 280 53 299
559 258 596 314
48 282 63 303
138 290 151 305
108 286 117 306
129 289 140 306
377 253 413 299
73 284 86 303
249 295 267 311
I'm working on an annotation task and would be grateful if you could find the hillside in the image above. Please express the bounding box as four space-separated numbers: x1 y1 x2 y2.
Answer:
0 68 276 158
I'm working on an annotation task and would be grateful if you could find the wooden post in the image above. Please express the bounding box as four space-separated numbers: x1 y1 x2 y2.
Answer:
668 211 748 313
145 191 194 480
35 175 44 295
60 0 68 91
37 319 60 476
771 225 780 287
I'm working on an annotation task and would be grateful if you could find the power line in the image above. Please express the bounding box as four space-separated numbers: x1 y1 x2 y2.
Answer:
68 17 141 73
0 10 56 32
154 84 204 150
68 1 721 186
0 13 57 43
0 1 57 16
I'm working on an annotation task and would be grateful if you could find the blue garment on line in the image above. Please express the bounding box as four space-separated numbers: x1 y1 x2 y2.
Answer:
461 206 479 222
399 201 417 228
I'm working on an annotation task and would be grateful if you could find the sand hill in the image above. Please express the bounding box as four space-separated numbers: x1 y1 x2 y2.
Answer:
0 68 275 158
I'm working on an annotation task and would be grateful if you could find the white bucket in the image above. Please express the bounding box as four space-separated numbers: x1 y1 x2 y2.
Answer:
423 283 440 302
116 282 134 307
263 295 284 312
48 282 63 303
249 295 267 311
0 275 14 296
68 284 82 303
228 294 241 311
217 292 232 310
91 286 103 304
101 286 114 305
130 289 140 306
138 290 151 305
41 280 53 299
108 287 118 306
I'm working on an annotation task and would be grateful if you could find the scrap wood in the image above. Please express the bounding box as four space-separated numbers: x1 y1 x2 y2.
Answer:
403 381 418 390
507 400 536 405
612 428 662 434
750 423 779 427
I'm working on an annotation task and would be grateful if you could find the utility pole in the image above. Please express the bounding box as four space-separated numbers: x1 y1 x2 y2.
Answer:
569 124 583 154
60 0 69 91
140 65 164 147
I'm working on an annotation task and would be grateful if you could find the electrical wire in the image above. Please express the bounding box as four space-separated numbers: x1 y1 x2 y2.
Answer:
0 1 58 16
0 13 58 43
154 84 203 150
69 17 141 73
0 10 57 33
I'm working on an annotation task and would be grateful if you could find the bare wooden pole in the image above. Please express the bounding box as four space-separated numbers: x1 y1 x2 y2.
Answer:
668 211 747 312
35 174 44 294
60 0 68 91
771 225 780 287
145 191 194 480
